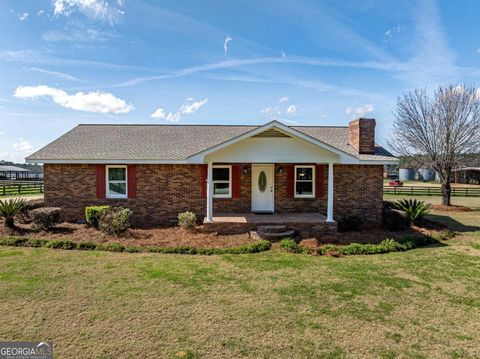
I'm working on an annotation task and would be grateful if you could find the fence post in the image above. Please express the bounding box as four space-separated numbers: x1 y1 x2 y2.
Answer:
2 185 4 196
17 184 21 194
466 188 468 196
411 186 413 195
40 183 44 193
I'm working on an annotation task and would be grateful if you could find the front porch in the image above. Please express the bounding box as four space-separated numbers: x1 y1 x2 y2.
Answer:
203 212 337 240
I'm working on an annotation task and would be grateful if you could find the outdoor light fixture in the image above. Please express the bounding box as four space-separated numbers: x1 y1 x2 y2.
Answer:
243 166 248 174
278 166 283 174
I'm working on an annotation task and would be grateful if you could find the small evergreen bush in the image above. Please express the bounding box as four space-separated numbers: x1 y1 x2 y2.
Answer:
45 239 76 250
98 207 132 236
178 211 196 230
395 199 431 224
85 206 110 228
77 241 97 250
0 198 25 228
96 242 125 252
30 207 62 230
279 238 303 253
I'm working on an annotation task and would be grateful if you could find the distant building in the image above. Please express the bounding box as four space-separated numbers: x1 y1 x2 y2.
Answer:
0 165 31 180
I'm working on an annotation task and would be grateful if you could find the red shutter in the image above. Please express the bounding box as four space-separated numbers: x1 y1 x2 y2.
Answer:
285 165 294 198
96 164 106 198
316 164 325 198
232 165 241 198
200 164 208 198
127 165 137 198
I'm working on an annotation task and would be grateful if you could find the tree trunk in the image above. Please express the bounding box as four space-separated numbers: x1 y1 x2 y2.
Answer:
441 181 451 206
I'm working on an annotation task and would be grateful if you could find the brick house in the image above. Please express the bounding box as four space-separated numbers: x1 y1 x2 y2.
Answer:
26 119 398 237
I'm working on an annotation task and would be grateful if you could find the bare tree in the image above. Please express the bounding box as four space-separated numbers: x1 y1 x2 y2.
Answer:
391 84 480 205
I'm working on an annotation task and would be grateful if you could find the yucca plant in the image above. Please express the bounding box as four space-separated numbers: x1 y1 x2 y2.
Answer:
394 199 431 224
0 198 25 228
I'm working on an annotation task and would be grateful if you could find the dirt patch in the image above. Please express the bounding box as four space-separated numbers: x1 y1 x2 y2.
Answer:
432 204 473 212
0 222 256 248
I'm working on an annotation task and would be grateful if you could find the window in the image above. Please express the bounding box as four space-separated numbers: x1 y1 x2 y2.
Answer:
106 165 127 198
212 165 231 198
295 165 315 198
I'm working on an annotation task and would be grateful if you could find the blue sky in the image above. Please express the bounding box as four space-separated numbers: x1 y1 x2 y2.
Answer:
0 0 478 162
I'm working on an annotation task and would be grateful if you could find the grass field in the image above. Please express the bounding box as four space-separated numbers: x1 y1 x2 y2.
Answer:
0 198 479 358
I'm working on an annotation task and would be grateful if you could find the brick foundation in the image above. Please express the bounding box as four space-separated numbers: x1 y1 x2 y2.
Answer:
44 163 383 227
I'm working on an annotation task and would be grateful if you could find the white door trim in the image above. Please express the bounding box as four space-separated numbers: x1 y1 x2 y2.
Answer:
251 164 275 212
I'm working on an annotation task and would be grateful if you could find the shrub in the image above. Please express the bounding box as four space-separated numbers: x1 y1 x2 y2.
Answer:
98 207 132 236
382 208 410 231
96 242 125 252
0 198 25 228
18 199 44 223
85 206 110 228
279 238 303 253
395 199 431 224
337 214 363 232
30 207 62 231
125 246 140 253
78 241 97 250
317 237 431 256
178 211 196 230
0 237 28 246
45 240 77 250
26 239 48 247
145 240 271 255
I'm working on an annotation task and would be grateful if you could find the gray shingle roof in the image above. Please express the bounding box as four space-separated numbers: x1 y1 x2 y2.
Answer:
26 124 397 162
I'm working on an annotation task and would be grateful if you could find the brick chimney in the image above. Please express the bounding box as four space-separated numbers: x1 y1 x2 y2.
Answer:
348 118 376 154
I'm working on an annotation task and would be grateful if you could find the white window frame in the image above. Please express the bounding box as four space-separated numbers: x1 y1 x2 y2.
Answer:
106 165 128 199
212 165 232 199
294 165 315 198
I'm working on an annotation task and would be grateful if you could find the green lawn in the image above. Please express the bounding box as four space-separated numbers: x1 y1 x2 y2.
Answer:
0 201 479 358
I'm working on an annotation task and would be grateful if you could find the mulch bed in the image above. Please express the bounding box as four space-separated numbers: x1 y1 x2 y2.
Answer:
0 222 256 249
432 204 473 212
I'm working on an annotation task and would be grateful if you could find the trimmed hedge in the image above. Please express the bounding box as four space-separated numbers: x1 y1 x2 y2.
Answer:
0 237 271 255
318 236 438 256
85 206 110 228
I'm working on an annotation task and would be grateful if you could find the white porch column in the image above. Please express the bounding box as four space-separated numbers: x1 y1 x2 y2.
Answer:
206 162 213 222
326 162 334 222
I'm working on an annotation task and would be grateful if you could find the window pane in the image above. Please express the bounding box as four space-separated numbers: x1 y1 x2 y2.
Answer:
213 168 230 181
109 182 126 196
213 183 230 195
109 167 126 181
296 167 312 181
296 182 313 195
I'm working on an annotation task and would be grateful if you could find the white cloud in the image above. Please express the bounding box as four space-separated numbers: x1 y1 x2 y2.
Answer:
262 98 298 122
151 98 208 123
346 104 375 118
150 108 166 120
281 50 286 58
383 25 402 42
37 10 45 16
27 67 81 81
0 131 5 135
224 35 232 54
13 138 33 151
52 0 124 23
14 85 133 114
286 104 297 116
179 98 208 114
18 12 29 21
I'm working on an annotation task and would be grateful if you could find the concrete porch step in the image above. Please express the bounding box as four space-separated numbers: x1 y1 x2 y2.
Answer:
252 228 296 241
256 225 287 234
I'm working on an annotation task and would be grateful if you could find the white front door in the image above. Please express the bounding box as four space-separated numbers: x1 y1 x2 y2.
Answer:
251 164 274 212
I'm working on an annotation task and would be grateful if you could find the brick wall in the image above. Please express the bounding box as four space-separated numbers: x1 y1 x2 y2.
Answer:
44 163 383 226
